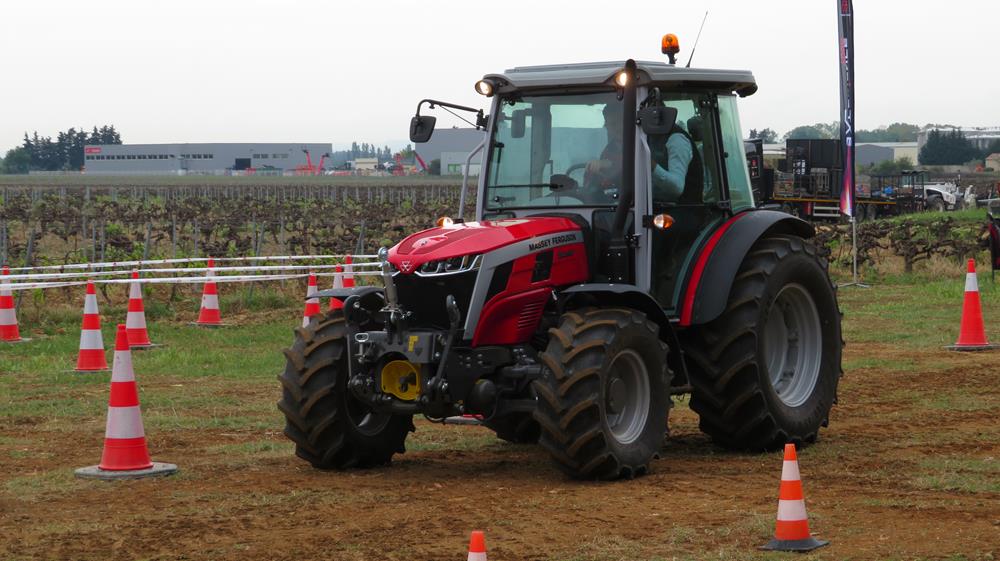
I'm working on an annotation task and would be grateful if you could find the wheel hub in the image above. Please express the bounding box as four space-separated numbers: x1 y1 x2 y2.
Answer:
606 378 627 414
604 349 651 445
763 283 823 408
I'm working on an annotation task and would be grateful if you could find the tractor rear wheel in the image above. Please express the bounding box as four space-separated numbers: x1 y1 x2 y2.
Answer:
278 310 412 469
533 307 670 480
682 235 842 451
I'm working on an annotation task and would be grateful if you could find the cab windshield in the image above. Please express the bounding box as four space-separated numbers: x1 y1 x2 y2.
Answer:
484 92 622 210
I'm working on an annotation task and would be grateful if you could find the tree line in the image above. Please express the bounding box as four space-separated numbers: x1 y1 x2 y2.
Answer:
750 121 1000 166
751 122 922 143
1 126 122 174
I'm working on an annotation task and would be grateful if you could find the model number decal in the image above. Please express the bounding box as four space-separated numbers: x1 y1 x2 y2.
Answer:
528 233 577 252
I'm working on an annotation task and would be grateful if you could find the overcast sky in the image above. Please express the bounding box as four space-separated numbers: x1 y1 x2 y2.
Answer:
1 0 997 153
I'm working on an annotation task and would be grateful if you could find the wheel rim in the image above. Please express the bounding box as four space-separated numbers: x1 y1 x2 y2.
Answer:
345 391 391 436
763 283 823 408
605 349 651 445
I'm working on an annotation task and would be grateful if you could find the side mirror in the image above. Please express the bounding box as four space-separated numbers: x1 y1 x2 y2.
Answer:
409 115 437 143
511 109 529 139
637 106 677 135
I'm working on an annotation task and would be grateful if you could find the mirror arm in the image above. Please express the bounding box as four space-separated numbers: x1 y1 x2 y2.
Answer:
415 100 489 131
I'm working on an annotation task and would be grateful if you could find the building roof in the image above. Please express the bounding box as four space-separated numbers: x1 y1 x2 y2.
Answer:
986 153 1000 160
484 60 756 96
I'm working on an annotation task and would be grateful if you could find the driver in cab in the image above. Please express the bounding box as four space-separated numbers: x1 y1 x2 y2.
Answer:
586 103 699 204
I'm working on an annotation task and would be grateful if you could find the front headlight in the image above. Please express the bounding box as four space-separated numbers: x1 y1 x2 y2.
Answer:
416 254 481 276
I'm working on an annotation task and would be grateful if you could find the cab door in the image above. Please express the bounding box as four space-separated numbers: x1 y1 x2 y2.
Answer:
638 93 728 313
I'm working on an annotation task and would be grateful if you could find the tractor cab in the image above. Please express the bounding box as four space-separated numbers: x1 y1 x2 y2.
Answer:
409 54 759 315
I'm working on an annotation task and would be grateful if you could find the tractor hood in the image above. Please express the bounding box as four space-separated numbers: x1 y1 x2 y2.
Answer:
388 216 582 274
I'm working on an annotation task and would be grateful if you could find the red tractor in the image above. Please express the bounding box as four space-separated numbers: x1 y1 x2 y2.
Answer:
279 38 842 480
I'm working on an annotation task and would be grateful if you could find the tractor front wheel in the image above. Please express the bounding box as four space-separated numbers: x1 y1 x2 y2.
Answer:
533 307 670 480
682 235 842 451
278 310 412 469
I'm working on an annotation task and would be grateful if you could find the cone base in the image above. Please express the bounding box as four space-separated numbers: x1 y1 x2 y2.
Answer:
130 343 163 351
189 322 228 328
944 343 1000 352
761 537 829 552
74 366 110 372
2 337 31 344
74 462 177 480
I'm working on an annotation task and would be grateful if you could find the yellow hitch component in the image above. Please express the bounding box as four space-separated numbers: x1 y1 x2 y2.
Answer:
380 360 421 401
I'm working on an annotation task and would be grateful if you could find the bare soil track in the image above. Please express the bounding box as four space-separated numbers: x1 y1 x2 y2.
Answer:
2 336 999 560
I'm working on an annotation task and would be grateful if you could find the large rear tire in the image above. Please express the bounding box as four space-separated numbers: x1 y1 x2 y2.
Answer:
533 307 670 480
277 310 412 469
682 235 842 451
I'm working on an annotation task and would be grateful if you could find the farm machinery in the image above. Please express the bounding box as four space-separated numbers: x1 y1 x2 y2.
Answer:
278 36 843 479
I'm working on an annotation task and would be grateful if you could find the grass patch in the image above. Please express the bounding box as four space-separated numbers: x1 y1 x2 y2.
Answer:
913 457 1000 493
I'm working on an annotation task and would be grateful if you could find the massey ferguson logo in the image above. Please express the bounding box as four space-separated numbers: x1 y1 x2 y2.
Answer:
400 260 412 273
528 233 578 252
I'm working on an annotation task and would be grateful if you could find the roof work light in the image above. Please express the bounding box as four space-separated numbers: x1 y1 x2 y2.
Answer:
474 79 495 97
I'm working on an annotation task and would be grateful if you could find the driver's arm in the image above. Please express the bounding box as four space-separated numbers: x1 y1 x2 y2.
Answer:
652 133 693 201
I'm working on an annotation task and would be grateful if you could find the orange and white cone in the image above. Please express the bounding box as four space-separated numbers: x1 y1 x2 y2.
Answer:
761 443 828 552
328 265 344 311
466 531 487 561
125 270 153 348
946 259 998 351
343 255 355 288
76 280 109 372
302 272 321 327
1 265 23 343
74 324 177 480
196 257 222 326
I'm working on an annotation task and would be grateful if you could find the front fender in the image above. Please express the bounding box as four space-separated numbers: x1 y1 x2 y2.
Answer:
558 283 686 385
680 209 814 326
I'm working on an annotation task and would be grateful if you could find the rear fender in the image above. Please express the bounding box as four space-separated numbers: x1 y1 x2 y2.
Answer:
679 209 814 326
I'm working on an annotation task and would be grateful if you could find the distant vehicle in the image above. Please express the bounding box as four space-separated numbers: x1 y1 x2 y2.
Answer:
922 181 960 212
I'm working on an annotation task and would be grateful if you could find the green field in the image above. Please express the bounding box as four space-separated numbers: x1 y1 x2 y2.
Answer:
1 267 998 560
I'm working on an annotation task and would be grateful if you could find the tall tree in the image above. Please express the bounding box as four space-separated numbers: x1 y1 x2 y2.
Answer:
919 130 979 165
1 147 31 174
749 128 779 143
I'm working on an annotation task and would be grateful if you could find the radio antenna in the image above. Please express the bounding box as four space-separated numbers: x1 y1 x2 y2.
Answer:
686 11 709 68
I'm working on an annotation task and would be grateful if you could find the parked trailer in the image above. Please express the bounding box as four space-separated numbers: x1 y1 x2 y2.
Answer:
745 138 927 220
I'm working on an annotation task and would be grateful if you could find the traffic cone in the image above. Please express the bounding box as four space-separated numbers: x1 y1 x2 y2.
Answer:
466 531 487 561
946 259 998 351
196 257 222 326
74 324 177 480
125 270 153 348
302 272 321 327
75 280 109 372
328 265 344 311
1 265 24 343
761 443 828 552
344 255 355 288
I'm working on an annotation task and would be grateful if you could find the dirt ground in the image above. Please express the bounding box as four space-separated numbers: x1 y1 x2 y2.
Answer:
2 310 999 560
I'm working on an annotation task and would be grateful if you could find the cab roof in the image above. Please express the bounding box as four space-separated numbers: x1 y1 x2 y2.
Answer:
484 60 757 97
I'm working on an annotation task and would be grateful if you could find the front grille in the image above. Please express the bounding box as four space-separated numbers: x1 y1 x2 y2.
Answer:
393 269 479 330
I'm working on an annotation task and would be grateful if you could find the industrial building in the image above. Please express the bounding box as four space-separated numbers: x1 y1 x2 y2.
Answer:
413 128 486 175
855 142 919 166
82 143 333 175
